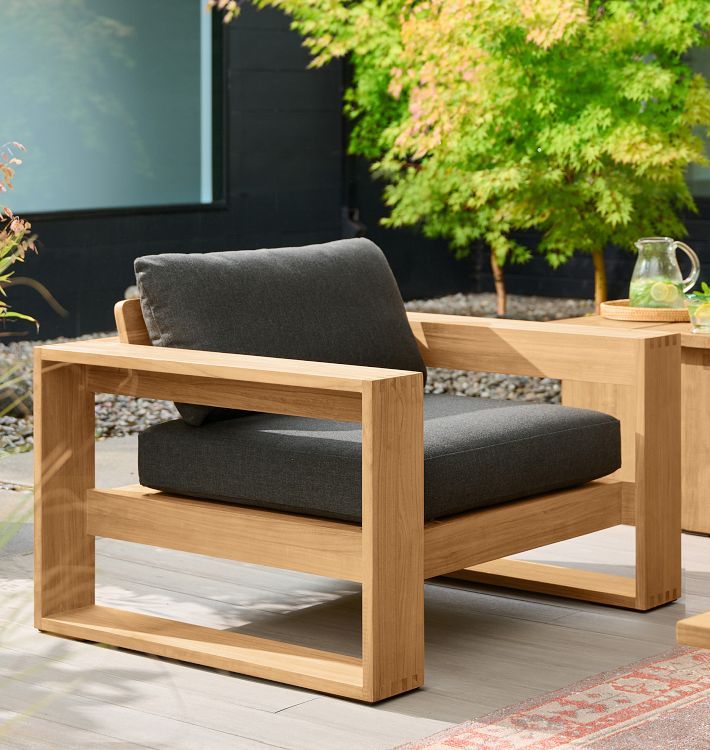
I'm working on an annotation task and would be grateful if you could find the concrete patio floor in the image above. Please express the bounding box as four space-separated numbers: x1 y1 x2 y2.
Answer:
1 438 709 749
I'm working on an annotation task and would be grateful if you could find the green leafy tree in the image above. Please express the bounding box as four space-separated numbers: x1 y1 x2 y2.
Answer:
214 0 710 313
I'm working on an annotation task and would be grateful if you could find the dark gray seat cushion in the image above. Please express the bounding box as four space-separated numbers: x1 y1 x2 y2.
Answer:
138 394 621 523
135 239 426 425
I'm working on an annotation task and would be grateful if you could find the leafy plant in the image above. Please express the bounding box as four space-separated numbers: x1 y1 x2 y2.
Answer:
688 280 710 299
0 142 38 330
213 0 710 313
687 280 710 329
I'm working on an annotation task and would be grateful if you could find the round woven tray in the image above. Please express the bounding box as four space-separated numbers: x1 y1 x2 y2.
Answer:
600 299 689 322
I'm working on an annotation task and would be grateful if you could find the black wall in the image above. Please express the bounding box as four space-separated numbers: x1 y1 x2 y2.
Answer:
6 5 710 340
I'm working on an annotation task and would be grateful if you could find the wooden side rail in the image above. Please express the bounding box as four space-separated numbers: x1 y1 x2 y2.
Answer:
40 338 411 391
39 606 366 700
87 486 364 582
85 480 624 585
450 560 637 609
407 310 679 385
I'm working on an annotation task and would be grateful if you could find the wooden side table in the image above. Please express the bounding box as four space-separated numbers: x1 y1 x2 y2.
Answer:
558 316 710 535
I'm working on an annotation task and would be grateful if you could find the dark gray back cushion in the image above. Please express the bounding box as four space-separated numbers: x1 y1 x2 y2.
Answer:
135 238 427 425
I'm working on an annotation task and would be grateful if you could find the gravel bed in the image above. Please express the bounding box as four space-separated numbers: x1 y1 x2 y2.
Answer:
1 293 593 454
1 333 178 455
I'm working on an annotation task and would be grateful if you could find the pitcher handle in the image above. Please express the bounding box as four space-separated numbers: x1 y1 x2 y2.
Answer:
674 241 700 292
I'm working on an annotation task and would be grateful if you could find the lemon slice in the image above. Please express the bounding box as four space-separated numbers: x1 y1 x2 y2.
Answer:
694 303 710 325
665 285 679 303
650 282 671 302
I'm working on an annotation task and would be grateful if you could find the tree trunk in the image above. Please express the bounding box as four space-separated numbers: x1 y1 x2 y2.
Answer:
592 248 607 311
490 250 507 317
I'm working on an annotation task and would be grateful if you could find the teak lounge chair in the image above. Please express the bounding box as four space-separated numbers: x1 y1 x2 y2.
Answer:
34 239 681 702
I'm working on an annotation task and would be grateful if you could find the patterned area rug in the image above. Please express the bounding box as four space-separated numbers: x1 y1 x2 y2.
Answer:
399 647 710 749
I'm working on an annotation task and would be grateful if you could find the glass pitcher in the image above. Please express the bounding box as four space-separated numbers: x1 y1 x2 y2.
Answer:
629 237 700 308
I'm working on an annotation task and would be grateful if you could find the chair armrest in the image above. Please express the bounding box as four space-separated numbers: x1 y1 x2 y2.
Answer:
35 339 422 422
406 311 680 385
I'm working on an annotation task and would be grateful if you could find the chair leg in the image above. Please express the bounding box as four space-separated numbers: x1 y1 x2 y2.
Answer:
633 336 681 610
34 356 95 625
361 375 424 702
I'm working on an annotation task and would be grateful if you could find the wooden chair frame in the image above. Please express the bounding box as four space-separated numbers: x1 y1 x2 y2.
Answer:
34 300 681 702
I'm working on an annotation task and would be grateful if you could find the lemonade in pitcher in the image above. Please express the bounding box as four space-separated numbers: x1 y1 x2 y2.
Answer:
629 237 700 309
629 277 685 308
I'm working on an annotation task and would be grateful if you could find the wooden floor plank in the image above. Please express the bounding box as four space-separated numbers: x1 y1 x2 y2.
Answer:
0 710 156 750
0 612 315 715
0 673 282 750
0 650 395 750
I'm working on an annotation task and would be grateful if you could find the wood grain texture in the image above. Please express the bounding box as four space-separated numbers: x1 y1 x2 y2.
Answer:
676 612 710 649
680 347 710 533
40 605 365 700
361 374 424 702
37 339 410 391
33 356 95 623
561 316 710 535
115 299 151 346
87 486 363 582
557 313 710 349
86 366 362 422
407 312 674 385
449 559 637 609
423 482 622 579
634 335 682 610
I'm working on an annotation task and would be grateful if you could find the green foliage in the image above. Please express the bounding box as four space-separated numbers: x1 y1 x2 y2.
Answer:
220 0 710 275
0 143 38 331
688 280 710 299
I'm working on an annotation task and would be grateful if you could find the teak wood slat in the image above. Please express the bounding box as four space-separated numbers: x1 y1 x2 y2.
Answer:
423 481 622 579
32 299 683 701
676 612 710 649
41 339 409 392
407 311 670 385
87 486 363 582
450 559 637 608
40 605 365 699
86 366 362 422
361 375 424 701
115 299 152 346
632 336 682 609
34 356 95 624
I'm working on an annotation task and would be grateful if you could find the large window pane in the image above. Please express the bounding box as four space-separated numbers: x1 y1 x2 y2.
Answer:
3 0 216 214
